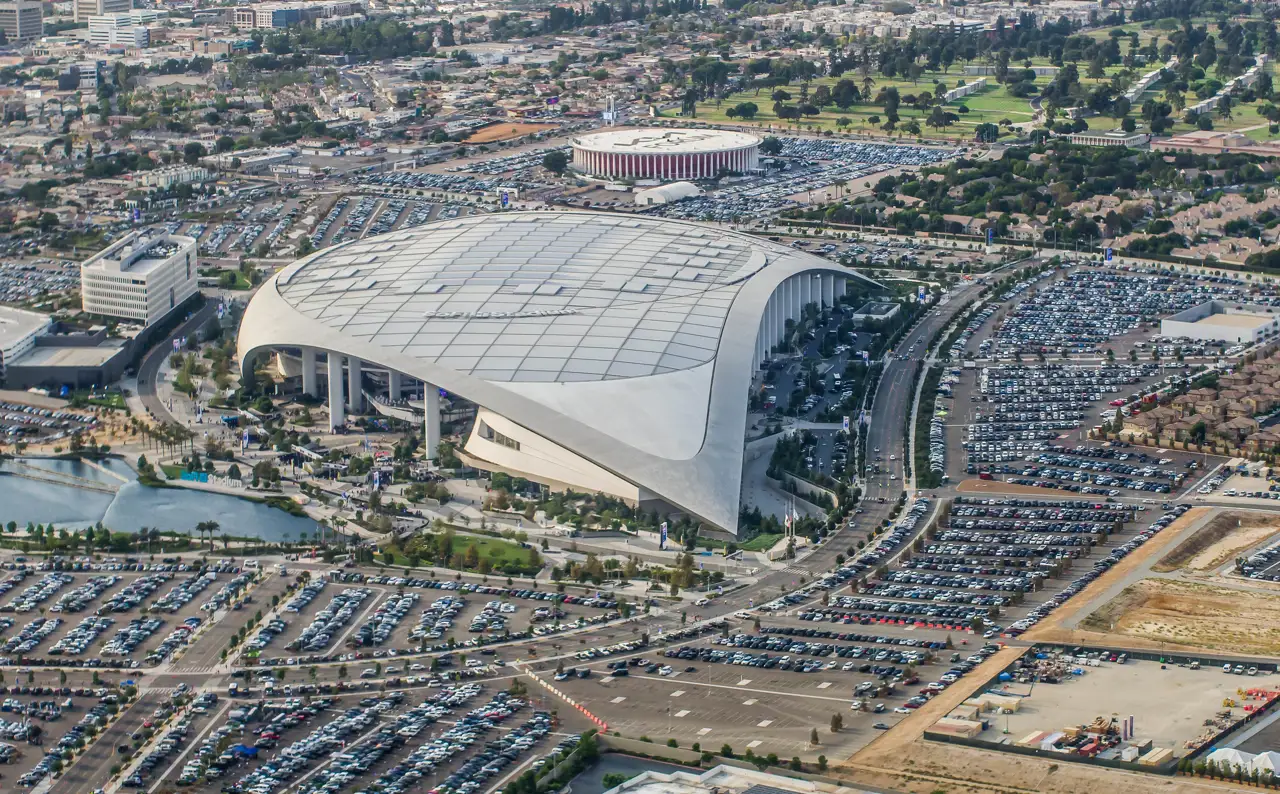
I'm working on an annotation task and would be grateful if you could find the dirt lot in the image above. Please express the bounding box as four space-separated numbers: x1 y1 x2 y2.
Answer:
978 658 1247 755
1080 578 1280 656
954 479 1063 496
465 123 558 144
1153 510 1280 573
1020 507 1211 647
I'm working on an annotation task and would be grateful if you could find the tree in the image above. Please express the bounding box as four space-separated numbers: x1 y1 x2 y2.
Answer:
542 150 568 175
183 142 207 165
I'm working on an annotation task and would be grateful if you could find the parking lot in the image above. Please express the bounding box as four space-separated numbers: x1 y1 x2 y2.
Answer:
1 401 99 447
772 492 1193 644
543 613 1003 759
988 267 1250 357
640 139 958 222
955 362 1207 491
242 572 622 669
0 560 260 669
158 683 580 794
0 259 80 304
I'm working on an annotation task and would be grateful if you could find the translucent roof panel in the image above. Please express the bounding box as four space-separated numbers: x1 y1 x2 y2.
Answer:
276 213 778 383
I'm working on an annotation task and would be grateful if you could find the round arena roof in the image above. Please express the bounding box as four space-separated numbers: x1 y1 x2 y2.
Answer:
571 128 760 155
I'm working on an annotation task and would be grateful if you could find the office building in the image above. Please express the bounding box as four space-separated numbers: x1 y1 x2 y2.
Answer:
81 231 198 325
74 0 130 22
0 0 44 44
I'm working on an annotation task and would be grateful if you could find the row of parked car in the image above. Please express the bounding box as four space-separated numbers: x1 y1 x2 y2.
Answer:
48 615 114 655
4 573 72 613
992 269 1224 354
286 588 372 654
1005 504 1193 634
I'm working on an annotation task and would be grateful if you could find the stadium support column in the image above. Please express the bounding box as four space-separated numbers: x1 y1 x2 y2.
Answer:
769 294 780 354
388 371 402 403
328 353 345 432
347 357 362 413
823 274 834 308
301 347 317 398
424 385 441 462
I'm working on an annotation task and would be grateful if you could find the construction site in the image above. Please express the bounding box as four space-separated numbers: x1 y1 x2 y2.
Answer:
929 649 1280 773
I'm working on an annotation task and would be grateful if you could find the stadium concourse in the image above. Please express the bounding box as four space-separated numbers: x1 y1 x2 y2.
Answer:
237 211 878 535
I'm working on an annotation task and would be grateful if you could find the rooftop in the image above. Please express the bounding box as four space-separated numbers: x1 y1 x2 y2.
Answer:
13 339 125 368
0 305 51 354
275 212 791 384
571 128 760 154
83 232 196 277
853 301 898 316
1192 312 1274 330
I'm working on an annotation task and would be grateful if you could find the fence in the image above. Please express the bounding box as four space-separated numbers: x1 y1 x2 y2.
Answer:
519 664 609 733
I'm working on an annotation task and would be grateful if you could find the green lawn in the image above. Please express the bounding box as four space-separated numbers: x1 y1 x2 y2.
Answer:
740 533 783 552
71 390 126 410
452 535 534 569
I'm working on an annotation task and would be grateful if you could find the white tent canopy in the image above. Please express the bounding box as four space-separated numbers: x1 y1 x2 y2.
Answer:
1251 751 1280 775
1207 747 1255 771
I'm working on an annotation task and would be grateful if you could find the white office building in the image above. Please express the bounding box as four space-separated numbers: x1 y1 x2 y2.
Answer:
81 232 198 326
88 14 150 47
137 165 212 189
74 0 131 22
0 0 43 43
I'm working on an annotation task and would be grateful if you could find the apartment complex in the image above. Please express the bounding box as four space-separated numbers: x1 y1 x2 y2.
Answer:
0 0 43 43
80 232 198 325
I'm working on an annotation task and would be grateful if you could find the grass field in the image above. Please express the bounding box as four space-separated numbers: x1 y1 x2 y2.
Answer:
701 57 1277 142
695 75 1034 140
739 533 784 552
71 390 126 410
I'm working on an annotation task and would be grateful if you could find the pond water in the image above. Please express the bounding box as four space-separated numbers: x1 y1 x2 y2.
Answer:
0 458 321 541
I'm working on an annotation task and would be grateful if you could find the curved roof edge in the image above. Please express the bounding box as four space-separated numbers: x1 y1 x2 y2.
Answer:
237 217 882 533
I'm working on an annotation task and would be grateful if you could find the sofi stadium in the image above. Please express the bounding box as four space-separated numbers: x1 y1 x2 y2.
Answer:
237 212 877 535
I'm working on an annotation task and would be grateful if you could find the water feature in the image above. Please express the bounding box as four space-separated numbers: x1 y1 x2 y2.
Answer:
0 458 320 541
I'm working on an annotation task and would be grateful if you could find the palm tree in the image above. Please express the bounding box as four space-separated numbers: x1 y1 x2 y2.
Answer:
195 520 220 551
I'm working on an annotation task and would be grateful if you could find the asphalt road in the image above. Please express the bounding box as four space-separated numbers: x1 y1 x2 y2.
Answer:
136 300 219 425
741 280 988 594
50 692 168 794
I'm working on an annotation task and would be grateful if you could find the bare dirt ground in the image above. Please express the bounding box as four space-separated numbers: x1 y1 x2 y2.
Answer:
955 479 1060 496
1019 507 1212 647
1153 510 1280 573
465 123 558 143
1080 578 1280 656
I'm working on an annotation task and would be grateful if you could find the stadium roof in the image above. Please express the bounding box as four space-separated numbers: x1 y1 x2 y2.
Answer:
239 212 880 533
570 128 760 155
